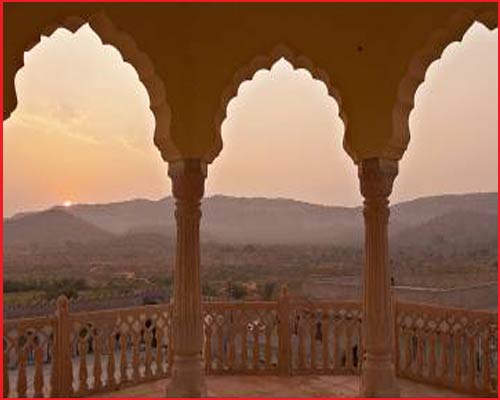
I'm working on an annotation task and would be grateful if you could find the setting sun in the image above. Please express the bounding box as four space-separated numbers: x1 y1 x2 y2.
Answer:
63 200 73 207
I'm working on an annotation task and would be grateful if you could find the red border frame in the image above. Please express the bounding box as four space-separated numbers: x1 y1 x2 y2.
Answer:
0 1 498 399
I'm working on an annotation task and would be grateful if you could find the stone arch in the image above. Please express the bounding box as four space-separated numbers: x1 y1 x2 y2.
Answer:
206 45 354 164
391 7 498 160
5 12 180 161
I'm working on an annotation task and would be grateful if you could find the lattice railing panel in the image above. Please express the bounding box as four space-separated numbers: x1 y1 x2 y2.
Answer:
68 304 173 396
3 298 498 397
4 317 55 398
203 302 279 374
395 301 497 396
289 300 362 375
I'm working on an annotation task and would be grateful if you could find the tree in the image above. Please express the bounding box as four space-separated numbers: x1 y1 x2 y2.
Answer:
228 281 247 300
42 278 88 301
260 281 277 300
202 281 218 298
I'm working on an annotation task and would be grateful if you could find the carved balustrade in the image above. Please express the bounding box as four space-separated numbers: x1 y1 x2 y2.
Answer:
395 301 497 396
203 301 279 374
289 300 362 375
3 302 174 398
68 304 173 396
2 296 497 397
4 316 55 398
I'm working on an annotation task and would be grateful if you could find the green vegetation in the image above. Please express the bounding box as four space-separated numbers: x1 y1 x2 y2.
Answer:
260 281 277 300
3 277 89 305
4 278 88 296
3 238 497 309
227 281 247 300
202 281 218 298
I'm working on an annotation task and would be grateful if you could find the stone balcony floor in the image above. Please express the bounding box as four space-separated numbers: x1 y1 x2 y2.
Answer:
92 375 470 398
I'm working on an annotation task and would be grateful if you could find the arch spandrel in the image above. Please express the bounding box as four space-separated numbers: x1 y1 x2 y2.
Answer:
389 4 498 162
3 7 180 162
4 2 496 164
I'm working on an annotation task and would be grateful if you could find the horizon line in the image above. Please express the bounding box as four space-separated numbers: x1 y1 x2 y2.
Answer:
4 190 498 220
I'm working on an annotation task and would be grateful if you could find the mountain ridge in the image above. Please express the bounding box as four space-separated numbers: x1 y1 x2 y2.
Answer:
4 192 497 248
4 208 113 246
7 191 497 221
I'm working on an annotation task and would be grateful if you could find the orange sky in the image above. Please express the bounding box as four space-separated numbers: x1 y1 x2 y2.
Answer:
3 23 498 217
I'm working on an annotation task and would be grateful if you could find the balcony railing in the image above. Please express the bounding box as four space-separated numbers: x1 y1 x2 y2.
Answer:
395 301 497 394
203 299 361 376
3 294 497 397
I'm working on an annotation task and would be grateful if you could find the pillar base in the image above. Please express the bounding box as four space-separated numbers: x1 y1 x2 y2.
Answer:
360 357 400 398
166 354 207 398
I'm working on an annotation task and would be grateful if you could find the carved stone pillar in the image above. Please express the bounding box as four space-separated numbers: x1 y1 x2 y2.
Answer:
166 159 207 397
358 158 400 397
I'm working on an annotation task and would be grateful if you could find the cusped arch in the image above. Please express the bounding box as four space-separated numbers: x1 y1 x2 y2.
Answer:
6 12 180 161
206 45 356 164
391 7 498 160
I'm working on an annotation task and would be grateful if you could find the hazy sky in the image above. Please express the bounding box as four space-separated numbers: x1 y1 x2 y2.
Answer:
3 23 498 217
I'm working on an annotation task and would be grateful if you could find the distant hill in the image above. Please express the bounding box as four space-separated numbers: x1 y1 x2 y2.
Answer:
201 196 362 245
390 192 497 234
393 210 498 251
4 209 112 246
55 198 174 234
4 192 497 247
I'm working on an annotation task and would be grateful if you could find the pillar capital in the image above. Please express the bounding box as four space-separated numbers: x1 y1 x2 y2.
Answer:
168 159 207 201
358 158 398 199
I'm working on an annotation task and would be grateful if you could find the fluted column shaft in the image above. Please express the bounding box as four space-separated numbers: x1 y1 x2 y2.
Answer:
167 159 207 397
358 158 400 397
